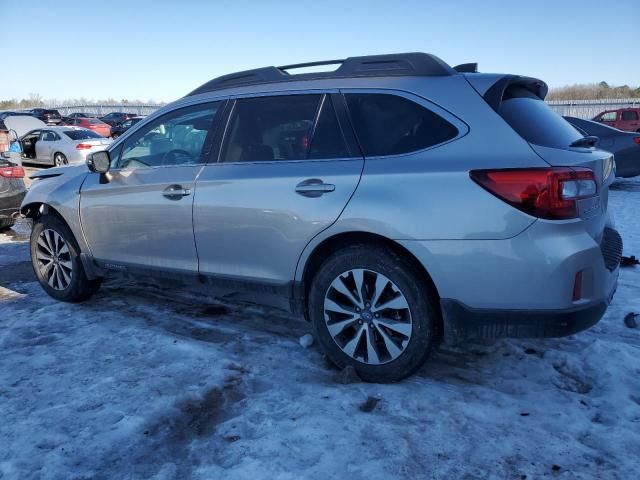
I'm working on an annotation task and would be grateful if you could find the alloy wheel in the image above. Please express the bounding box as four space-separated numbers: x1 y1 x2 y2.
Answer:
35 229 73 290
54 154 68 166
323 268 412 365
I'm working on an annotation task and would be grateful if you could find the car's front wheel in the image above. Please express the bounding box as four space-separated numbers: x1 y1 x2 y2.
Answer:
31 214 101 302
309 245 437 382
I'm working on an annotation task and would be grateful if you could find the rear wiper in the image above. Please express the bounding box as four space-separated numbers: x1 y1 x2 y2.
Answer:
570 136 598 148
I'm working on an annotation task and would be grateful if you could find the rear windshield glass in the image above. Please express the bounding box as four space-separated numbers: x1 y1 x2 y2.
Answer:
44 110 61 116
499 88 582 149
87 119 103 124
63 130 102 140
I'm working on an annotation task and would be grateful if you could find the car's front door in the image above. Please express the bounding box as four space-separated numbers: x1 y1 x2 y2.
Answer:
80 101 224 273
35 130 57 163
193 93 363 306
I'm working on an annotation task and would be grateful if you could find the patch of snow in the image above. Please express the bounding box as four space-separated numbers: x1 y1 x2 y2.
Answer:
0 181 638 479
299 333 314 348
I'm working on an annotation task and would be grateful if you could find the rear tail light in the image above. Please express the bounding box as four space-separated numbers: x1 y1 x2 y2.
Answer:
76 143 93 150
633 137 640 145
0 166 25 178
470 167 597 220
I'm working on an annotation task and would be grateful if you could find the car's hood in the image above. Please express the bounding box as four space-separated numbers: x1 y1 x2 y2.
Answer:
5 116 46 137
30 163 88 180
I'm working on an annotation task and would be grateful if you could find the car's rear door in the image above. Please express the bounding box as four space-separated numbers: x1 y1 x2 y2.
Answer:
80 101 224 273
193 92 363 306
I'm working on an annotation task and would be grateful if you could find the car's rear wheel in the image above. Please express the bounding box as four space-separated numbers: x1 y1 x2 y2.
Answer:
31 214 101 302
53 152 68 167
309 244 436 382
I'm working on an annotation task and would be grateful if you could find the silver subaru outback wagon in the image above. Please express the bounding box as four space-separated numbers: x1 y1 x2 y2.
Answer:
21 53 622 382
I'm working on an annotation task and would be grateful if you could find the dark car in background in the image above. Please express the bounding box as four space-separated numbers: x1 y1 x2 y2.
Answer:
100 112 137 127
110 116 145 138
565 116 640 178
593 108 640 132
30 108 63 125
0 130 27 229
62 112 99 124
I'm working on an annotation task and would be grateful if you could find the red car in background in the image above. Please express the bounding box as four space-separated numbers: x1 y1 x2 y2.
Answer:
593 108 640 132
69 117 112 138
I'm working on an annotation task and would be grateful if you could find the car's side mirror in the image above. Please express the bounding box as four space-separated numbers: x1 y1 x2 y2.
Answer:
87 150 111 174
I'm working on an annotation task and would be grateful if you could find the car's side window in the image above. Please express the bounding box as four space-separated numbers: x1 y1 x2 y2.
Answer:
114 102 221 170
601 112 617 122
220 95 322 163
621 110 638 121
40 131 57 142
345 93 459 157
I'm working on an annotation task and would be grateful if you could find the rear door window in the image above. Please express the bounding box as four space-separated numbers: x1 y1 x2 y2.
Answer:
344 93 458 157
621 110 638 121
499 88 582 149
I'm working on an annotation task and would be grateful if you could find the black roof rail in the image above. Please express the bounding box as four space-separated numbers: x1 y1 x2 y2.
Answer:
187 52 457 96
454 62 478 73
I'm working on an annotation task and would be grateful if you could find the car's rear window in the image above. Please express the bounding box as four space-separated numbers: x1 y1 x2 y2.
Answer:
87 119 104 125
63 130 102 140
499 88 582 149
44 110 61 116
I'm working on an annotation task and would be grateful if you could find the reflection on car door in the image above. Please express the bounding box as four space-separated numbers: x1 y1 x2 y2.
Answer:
80 101 224 273
193 93 363 308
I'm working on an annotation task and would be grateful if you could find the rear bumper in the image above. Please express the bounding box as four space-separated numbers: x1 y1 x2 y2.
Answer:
0 190 26 218
440 298 610 340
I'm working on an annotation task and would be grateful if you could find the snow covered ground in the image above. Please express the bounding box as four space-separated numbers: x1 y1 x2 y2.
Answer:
1 182 639 480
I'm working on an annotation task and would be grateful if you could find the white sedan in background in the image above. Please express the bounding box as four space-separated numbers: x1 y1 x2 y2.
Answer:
20 126 112 167
5 116 112 167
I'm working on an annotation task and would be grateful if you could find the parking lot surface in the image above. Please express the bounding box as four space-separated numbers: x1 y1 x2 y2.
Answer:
1 170 639 479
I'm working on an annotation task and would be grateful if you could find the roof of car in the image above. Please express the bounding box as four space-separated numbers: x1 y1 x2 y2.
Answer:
187 52 458 97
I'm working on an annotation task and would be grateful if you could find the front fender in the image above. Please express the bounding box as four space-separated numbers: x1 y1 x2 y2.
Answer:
21 166 91 254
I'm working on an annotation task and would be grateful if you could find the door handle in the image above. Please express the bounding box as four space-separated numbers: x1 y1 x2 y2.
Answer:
162 184 192 200
295 179 335 198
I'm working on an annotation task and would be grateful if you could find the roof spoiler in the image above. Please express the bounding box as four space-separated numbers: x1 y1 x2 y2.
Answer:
480 75 549 111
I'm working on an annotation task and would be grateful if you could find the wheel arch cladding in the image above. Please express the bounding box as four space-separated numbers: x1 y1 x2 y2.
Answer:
301 231 444 339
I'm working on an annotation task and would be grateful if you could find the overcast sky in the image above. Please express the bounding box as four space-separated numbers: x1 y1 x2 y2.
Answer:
2 0 639 102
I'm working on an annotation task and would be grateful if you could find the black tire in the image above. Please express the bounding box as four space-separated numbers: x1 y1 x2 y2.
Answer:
0 218 15 231
309 244 437 382
53 152 68 167
30 214 101 302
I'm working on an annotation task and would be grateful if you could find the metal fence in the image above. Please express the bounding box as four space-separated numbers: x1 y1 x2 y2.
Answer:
546 98 640 119
46 104 165 116
7 98 640 120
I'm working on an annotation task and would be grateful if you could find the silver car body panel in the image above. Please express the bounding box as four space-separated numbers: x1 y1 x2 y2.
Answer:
20 70 619 331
